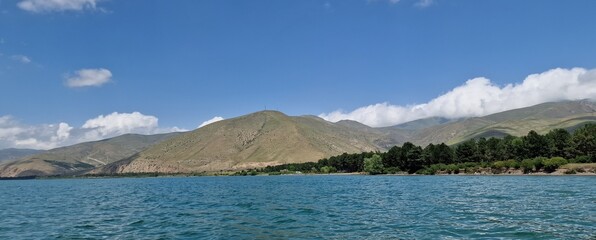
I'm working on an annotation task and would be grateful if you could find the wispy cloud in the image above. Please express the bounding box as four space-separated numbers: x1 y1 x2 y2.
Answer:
320 67 596 127
414 0 434 8
198 116 225 128
0 112 185 150
66 68 112 88
17 0 102 13
368 0 435 7
367 0 400 4
11 55 31 64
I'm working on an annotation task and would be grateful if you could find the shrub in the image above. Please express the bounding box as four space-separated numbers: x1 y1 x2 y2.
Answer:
384 167 401 174
571 155 594 163
320 166 337 174
542 157 568 173
446 164 459 174
364 154 384 175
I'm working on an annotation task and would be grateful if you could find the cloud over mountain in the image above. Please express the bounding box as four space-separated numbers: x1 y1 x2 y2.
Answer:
320 67 596 127
0 112 184 150
198 116 224 128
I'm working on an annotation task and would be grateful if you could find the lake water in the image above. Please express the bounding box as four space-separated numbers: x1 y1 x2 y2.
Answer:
0 175 594 239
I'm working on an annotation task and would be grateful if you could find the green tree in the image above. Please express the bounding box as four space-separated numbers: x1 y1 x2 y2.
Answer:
383 146 401 168
364 154 384 175
524 130 550 158
571 123 596 159
455 139 478 163
485 137 503 161
476 137 489 162
435 143 454 164
422 143 436 166
545 128 572 158
500 135 518 160
510 136 526 160
406 145 424 173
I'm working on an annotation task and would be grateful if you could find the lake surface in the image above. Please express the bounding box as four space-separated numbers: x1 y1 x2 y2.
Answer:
0 175 594 239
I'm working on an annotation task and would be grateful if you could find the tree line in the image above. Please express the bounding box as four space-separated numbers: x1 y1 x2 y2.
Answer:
238 123 595 175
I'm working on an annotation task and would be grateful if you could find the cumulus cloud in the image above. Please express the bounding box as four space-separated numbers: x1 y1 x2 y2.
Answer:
17 0 101 13
0 116 75 149
11 55 31 63
198 116 224 128
0 112 184 150
81 112 159 140
66 68 112 88
320 67 596 127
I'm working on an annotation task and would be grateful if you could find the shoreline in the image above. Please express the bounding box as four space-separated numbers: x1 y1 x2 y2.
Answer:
1 171 595 180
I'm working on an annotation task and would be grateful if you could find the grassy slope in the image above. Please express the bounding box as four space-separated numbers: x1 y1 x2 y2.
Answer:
406 100 596 145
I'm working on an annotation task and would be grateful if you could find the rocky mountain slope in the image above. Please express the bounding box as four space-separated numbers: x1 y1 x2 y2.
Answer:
97 111 383 174
0 133 179 177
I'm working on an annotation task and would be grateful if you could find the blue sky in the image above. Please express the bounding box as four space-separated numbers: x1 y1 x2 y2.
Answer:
1 0 596 149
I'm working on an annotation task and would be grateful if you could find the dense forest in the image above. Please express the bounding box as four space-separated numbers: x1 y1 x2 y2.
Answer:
238 123 595 175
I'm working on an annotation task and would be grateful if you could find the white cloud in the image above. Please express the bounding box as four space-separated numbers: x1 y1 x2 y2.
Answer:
0 116 72 149
17 0 100 13
66 68 112 88
320 67 596 127
52 122 72 142
11 55 31 63
198 116 224 128
81 112 159 140
0 112 184 150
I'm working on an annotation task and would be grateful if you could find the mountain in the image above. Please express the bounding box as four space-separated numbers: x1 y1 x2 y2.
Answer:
97 100 596 175
0 133 180 177
0 148 44 164
391 117 452 130
407 100 596 145
1 100 594 177
96 111 383 174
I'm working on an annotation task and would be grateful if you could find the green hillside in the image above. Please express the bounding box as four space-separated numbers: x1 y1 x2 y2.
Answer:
406 100 596 145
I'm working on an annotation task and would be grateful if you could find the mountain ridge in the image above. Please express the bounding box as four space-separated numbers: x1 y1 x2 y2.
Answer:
1 100 594 177
96 110 382 174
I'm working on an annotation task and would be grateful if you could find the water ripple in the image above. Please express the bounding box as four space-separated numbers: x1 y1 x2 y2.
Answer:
0 176 594 239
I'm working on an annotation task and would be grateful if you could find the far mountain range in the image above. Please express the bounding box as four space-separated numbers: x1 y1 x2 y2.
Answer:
1 100 594 177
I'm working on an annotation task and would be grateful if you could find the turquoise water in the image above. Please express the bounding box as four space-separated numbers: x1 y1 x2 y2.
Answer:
0 176 594 239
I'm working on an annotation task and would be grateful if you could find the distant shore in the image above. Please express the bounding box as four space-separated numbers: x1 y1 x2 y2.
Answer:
2 168 595 180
